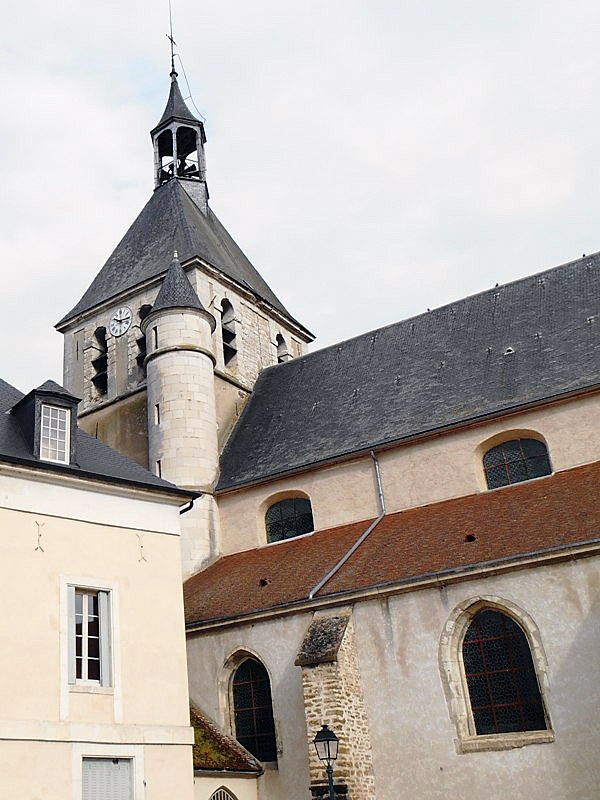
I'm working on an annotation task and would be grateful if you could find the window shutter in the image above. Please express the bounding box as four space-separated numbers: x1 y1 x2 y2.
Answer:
99 591 112 687
67 585 76 685
82 758 132 800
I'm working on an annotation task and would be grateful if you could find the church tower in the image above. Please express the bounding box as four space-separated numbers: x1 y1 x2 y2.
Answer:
56 64 314 576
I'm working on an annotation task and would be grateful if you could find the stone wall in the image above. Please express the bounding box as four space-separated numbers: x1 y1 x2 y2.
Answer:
298 611 376 800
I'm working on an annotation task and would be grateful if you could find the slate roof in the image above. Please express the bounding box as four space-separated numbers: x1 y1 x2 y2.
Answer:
218 251 600 491
185 460 600 626
151 252 212 322
190 704 263 773
152 75 202 133
0 379 191 497
35 379 78 398
57 180 305 330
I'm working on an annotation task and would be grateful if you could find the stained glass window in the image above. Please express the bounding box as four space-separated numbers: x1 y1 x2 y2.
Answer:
265 498 314 543
462 609 547 735
232 658 277 762
483 438 551 489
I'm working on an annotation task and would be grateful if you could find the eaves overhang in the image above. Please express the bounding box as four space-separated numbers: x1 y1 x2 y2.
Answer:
0 453 199 503
216 381 600 494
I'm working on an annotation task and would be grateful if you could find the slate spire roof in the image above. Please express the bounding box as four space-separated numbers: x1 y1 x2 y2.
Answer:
152 73 202 134
153 251 202 312
218 251 600 491
57 180 308 332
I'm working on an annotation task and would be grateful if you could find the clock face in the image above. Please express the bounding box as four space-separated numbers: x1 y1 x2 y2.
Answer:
109 306 132 337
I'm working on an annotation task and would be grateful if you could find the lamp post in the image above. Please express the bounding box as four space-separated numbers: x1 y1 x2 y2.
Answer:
313 724 339 800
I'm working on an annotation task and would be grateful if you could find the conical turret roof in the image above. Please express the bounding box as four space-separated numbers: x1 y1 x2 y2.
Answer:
152 74 202 134
151 252 216 330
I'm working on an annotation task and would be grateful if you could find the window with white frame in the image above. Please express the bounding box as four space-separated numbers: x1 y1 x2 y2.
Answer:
40 404 70 464
68 587 112 686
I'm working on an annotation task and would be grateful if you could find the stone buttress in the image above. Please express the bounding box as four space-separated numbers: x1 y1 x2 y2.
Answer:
296 610 376 800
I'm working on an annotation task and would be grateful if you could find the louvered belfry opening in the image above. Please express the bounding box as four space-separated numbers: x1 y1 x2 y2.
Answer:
462 609 547 735
232 658 277 762
483 438 551 489
221 299 237 366
91 327 108 396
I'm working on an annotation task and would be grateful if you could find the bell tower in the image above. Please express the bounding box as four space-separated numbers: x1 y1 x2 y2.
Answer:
57 58 314 574
151 66 209 214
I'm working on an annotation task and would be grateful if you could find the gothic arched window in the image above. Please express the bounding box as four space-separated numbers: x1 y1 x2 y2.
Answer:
462 609 548 735
209 789 238 800
231 658 277 762
265 497 314 543
483 438 551 489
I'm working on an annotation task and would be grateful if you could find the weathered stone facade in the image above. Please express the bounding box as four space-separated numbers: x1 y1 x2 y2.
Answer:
297 611 376 800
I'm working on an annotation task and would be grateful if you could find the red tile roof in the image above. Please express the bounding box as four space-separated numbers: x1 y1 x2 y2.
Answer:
184 461 600 626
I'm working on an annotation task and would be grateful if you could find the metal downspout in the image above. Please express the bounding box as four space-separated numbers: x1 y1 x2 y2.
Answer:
179 494 202 515
308 451 386 600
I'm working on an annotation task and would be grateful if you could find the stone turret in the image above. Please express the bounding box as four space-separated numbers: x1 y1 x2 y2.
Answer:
142 252 219 574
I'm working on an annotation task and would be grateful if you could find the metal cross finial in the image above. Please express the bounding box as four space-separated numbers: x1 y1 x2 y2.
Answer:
167 0 178 77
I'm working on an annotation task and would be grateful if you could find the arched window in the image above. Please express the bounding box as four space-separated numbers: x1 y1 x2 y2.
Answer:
209 789 238 800
176 126 199 178
221 299 237 367
231 658 277 762
157 129 174 185
265 497 314 543
483 438 551 489
462 609 548 735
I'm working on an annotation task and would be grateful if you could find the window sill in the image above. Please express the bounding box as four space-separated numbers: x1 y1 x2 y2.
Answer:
70 683 113 695
459 730 554 753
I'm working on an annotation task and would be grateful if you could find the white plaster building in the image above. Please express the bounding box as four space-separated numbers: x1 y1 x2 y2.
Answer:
0 377 196 799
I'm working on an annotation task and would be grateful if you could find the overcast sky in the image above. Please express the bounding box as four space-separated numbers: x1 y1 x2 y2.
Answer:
2 1 600 391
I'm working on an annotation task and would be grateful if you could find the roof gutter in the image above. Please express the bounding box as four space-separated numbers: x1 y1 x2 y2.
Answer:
308 450 386 600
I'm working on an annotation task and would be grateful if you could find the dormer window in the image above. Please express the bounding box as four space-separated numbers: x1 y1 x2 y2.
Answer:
40 404 70 464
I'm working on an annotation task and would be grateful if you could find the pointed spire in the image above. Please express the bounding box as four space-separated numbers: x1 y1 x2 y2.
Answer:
151 252 216 330
152 74 201 134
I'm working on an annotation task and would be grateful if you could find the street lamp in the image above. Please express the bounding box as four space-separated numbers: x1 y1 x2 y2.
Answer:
313 724 339 800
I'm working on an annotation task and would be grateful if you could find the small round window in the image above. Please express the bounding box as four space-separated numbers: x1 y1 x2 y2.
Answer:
265 498 314 543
